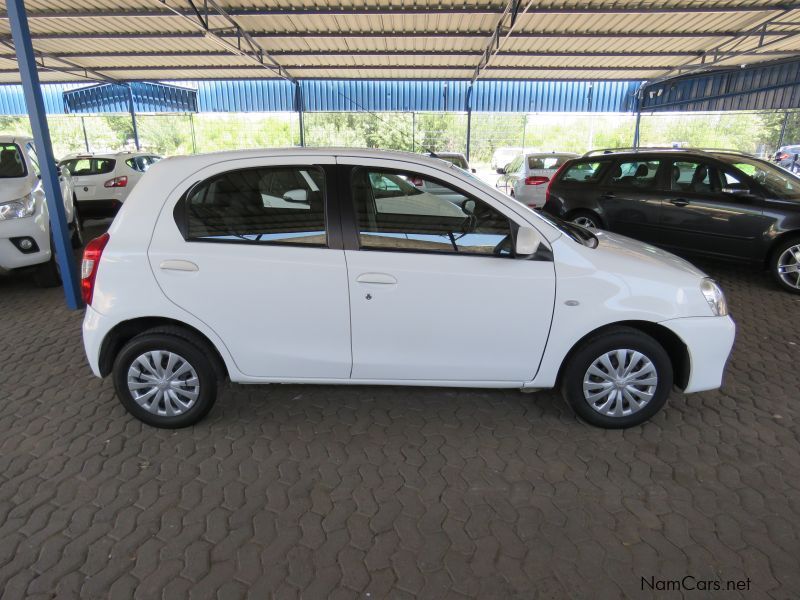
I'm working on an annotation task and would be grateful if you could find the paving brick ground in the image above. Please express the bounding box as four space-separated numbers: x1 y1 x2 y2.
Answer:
1 233 799 599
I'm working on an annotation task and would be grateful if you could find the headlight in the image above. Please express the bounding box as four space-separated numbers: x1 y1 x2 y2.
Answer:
700 278 728 316
0 194 35 221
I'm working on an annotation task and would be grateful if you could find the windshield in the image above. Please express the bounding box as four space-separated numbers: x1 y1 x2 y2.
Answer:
0 143 26 178
714 154 800 200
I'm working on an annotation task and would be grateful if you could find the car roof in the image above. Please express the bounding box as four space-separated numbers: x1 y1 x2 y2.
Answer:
0 135 32 145
581 147 752 160
61 151 158 159
524 151 579 158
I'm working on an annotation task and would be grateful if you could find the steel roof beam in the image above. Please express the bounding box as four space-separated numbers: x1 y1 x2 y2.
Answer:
9 30 800 40
3 4 800 18
0 39 119 83
153 0 294 82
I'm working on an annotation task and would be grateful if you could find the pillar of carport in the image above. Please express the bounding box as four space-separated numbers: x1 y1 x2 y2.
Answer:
7 0 82 310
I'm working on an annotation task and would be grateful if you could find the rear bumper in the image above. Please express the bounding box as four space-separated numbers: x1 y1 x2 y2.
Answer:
76 198 122 219
82 305 107 377
660 315 736 393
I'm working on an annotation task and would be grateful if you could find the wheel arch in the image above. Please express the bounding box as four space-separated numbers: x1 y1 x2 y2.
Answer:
98 316 229 380
565 207 605 228
555 320 690 391
765 230 800 268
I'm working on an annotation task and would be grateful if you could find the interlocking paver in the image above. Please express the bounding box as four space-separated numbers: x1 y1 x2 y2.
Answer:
1 241 800 598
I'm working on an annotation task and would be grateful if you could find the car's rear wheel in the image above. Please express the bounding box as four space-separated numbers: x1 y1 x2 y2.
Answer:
112 331 218 428
568 210 602 229
770 237 800 294
560 327 672 428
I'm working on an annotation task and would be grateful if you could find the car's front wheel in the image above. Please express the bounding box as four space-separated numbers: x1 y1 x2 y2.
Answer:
112 330 218 428
560 327 673 428
770 237 800 294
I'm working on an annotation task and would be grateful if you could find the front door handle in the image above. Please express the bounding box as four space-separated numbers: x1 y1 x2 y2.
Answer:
356 273 397 285
160 259 199 272
670 198 689 207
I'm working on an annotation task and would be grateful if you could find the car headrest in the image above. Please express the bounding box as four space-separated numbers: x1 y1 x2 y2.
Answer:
634 164 648 178
672 165 680 181
612 165 622 179
691 165 708 184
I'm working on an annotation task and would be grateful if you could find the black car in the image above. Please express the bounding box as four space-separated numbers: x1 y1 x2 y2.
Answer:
543 148 800 293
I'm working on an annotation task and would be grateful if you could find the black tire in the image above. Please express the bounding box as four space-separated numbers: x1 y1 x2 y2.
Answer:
112 329 218 428
32 249 61 288
568 209 602 230
560 327 673 428
70 201 84 249
769 236 800 294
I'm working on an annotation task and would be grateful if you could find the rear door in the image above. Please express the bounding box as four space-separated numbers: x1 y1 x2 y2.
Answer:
597 157 668 243
338 157 556 383
148 156 352 379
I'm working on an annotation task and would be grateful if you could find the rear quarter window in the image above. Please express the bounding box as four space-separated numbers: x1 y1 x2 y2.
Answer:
61 158 116 176
559 161 607 183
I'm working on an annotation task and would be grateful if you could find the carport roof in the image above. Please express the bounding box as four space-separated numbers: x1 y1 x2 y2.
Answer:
0 0 799 84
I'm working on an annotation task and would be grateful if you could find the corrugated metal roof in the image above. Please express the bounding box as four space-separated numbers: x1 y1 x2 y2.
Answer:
0 0 798 83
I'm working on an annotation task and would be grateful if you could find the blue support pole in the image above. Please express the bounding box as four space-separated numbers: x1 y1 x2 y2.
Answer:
126 84 140 150
632 87 643 148
295 82 305 147
7 0 82 310
465 85 473 162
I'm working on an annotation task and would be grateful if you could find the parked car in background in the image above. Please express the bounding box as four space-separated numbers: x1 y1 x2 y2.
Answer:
496 151 579 208
543 148 800 293
774 145 800 172
491 147 523 172
0 135 82 287
431 152 475 173
59 152 161 221
82 148 734 430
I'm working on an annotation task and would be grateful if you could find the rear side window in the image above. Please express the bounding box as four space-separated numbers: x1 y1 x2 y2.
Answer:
608 160 661 189
126 156 151 172
182 166 326 246
0 143 26 178
61 158 116 176
560 161 606 183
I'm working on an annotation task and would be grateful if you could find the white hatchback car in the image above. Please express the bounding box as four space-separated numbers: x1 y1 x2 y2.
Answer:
496 152 579 208
59 152 161 220
0 135 82 286
81 148 735 429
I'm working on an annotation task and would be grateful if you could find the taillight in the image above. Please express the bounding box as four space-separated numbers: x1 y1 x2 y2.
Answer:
545 163 568 206
409 177 424 187
104 175 128 188
524 176 549 186
81 233 110 305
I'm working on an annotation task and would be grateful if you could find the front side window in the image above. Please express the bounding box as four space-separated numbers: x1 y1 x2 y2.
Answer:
608 160 661 189
560 161 606 183
721 156 800 200
184 166 326 246
352 169 514 256
0 143 26 178
506 155 524 174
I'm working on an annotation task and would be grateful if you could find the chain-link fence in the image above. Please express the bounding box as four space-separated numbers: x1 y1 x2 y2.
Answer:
1 109 796 163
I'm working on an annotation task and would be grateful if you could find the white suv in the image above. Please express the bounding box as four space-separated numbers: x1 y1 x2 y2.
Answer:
59 152 161 220
0 135 82 287
81 148 735 429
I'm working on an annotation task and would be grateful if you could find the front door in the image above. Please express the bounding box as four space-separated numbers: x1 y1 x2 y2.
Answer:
148 157 352 379
659 159 766 260
340 160 556 383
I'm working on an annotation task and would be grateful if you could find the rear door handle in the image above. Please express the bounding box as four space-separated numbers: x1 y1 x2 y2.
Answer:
356 273 397 285
670 199 689 207
160 259 199 272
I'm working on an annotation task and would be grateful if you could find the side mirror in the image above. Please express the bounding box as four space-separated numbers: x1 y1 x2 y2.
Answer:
463 199 476 214
515 226 542 257
282 189 308 203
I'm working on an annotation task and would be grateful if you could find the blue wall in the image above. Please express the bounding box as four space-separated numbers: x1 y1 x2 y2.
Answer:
0 79 640 115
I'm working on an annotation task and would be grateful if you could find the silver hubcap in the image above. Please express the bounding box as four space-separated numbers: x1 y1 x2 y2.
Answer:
573 215 597 229
582 349 658 418
777 243 800 289
127 351 200 417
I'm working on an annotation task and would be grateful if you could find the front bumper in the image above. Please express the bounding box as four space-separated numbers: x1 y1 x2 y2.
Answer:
0 214 50 271
660 315 736 393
